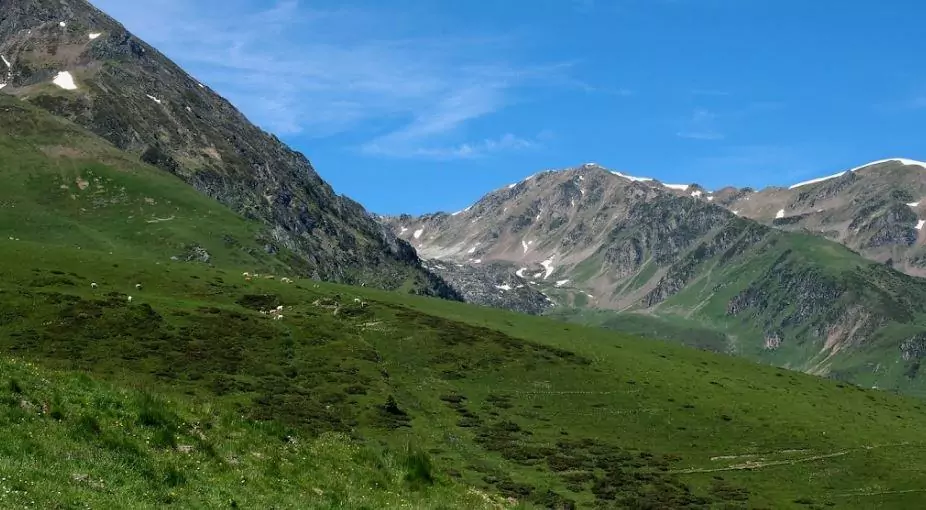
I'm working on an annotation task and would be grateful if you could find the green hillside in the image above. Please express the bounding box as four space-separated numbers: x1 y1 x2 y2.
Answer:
5 241 926 508
0 356 493 509
3 92 926 508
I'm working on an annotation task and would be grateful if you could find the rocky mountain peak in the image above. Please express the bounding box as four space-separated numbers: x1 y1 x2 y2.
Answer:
717 158 926 276
0 0 458 297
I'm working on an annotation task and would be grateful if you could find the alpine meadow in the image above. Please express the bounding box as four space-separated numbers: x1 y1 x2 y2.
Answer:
2 1 926 509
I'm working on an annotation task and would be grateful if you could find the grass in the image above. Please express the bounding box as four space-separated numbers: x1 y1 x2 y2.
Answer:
4 242 926 507
545 308 732 353
3 89 926 508
0 356 496 509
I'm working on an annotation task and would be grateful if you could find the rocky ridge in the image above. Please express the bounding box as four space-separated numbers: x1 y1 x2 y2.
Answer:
0 0 457 298
384 163 926 387
711 158 926 277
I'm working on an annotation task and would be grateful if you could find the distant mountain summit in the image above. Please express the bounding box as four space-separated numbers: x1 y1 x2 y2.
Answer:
714 159 926 277
0 0 457 297
384 161 926 391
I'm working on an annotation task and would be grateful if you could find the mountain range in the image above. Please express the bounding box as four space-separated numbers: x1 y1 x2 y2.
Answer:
5 0 926 507
384 161 926 395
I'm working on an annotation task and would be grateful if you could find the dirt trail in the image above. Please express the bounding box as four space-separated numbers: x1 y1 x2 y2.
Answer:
834 488 926 498
672 451 849 474
146 216 175 223
672 442 914 474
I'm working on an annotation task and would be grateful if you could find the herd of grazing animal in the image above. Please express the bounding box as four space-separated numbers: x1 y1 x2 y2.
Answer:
240 272 293 284
89 281 140 303
85 271 367 322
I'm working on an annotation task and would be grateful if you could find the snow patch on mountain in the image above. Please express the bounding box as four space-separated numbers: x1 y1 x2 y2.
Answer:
610 171 654 183
52 71 77 90
790 158 926 189
540 257 555 279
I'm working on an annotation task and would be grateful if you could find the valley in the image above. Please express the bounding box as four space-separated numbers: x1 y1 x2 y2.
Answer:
0 0 925 508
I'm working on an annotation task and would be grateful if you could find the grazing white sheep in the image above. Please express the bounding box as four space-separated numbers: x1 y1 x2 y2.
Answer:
353 298 361 303
90 282 98 289
242 272 250 277
273 314 284 320
127 296 133 303
280 277 292 284
135 283 142 290
276 305 284 311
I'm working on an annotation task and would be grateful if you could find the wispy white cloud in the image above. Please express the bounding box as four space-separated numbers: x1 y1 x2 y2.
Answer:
92 0 576 159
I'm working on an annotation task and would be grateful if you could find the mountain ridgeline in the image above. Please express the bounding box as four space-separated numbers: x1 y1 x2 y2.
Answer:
0 0 458 298
385 164 926 395
4 1 926 507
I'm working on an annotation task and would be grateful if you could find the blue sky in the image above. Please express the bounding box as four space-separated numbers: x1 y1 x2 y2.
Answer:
94 0 926 215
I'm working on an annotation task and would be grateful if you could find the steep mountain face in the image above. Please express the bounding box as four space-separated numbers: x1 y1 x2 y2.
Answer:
710 159 926 277
0 0 457 298
384 164 926 391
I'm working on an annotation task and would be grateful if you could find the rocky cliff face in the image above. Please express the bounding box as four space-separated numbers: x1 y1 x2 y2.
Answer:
384 163 926 382
383 164 741 309
694 159 926 278
420 259 553 315
0 0 457 298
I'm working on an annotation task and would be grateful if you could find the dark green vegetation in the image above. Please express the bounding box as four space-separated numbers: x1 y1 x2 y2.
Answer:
547 222 926 399
0 355 494 508
4 243 926 508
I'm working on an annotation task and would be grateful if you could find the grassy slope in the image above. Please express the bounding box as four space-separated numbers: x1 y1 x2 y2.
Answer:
556 216 926 397
545 308 731 353
3 97 926 508
4 243 926 508
0 95 299 274
0 356 493 509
